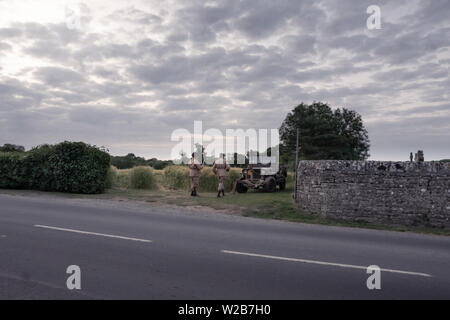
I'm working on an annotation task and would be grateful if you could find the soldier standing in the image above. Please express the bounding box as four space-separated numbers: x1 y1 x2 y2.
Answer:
212 154 230 198
189 153 203 196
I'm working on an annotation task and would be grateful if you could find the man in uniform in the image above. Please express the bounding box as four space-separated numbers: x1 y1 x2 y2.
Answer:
212 153 230 198
189 152 203 196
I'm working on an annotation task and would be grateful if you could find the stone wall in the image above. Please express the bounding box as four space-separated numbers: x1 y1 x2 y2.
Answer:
295 161 450 229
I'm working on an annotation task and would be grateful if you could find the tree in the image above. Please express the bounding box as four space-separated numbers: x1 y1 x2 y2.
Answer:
279 102 370 161
0 144 25 153
147 157 173 169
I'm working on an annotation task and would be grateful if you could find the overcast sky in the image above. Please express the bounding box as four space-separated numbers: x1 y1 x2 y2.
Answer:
0 0 448 161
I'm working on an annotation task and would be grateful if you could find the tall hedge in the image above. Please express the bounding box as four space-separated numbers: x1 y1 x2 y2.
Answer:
0 141 110 194
0 152 25 189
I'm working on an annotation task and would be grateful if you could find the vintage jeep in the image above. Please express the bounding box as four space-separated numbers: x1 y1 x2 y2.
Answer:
235 163 287 193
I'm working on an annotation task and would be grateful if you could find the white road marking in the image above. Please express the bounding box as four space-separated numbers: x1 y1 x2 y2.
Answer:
34 225 152 243
221 250 432 278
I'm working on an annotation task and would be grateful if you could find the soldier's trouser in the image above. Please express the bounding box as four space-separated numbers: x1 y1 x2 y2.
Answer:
190 176 199 191
218 176 226 191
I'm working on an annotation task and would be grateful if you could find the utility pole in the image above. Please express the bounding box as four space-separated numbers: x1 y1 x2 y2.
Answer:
294 128 299 200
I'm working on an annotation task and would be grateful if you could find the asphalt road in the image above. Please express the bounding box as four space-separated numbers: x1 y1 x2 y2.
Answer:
1 193 449 299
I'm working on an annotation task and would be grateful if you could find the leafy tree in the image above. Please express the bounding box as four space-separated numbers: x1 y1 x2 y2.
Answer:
147 158 174 170
279 102 370 161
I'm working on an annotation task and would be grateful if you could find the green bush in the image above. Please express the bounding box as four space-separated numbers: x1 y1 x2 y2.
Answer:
0 141 110 194
130 166 156 189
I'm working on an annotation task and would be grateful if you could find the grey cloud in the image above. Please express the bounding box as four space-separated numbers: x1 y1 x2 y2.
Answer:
232 0 319 39
129 46 259 87
0 27 22 38
387 103 450 117
1 0 449 160
107 7 163 26
0 78 46 110
25 39 72 61
174 2 235 43
373 29 450 65
93 66 122 80
0 42 11 51
136 40 185 59
33 66 84 86
130 57 193 85
401 0 450 30
373 63 449 82
281 34 317 55
102 43 136 59
163 94 232 112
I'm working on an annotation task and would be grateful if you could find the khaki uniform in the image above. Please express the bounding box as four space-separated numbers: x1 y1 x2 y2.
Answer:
212 158 230 192
189 158 203 192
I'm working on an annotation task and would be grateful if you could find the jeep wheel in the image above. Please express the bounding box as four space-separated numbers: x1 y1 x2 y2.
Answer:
263 177 277 192
236 181 248 193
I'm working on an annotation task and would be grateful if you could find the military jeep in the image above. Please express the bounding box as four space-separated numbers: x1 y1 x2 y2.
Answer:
235 163 287 193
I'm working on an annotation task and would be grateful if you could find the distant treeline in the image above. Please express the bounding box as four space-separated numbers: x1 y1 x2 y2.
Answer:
111 153 173 170
0 144 173 170
1 143 449 170
0 144 25 153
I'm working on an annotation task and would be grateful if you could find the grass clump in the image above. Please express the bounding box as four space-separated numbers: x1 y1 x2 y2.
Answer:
129 166 156 190
163 165 190 190
104 166 118 189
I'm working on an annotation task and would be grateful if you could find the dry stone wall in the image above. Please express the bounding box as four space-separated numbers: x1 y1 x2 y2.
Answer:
296 161 450 229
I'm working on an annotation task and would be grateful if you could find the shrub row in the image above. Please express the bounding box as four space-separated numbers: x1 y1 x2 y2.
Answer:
0 141 110 194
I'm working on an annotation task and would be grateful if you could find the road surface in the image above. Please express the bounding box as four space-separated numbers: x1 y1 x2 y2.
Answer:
0 193 449 299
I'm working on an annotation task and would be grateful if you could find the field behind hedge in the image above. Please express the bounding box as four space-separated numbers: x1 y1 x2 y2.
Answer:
107 165 242 192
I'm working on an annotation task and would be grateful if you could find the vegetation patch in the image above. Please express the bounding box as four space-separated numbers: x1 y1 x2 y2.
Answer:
162 165 241 192
130 166 157 190
0 141 110 194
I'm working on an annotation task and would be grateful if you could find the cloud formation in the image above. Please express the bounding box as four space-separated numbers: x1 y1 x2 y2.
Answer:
0 0 449 160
